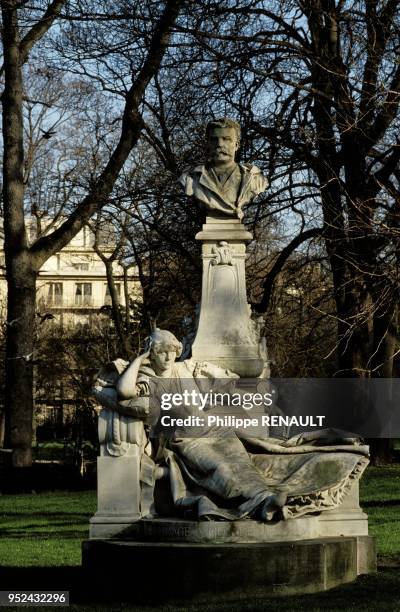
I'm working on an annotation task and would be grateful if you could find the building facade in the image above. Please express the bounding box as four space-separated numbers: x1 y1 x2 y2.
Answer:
0 223 140 325
0 221 141 447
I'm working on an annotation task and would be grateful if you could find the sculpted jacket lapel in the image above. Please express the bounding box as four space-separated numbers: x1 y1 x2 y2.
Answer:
221 165 240 193
237 165 253 207
194 163 258 214
197 165 235 212
180 162 267 217
198 166 224 198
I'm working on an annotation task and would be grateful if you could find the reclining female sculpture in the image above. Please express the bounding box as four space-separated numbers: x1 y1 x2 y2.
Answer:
93 328 369 523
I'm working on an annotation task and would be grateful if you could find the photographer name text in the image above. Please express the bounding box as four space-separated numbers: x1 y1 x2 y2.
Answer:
159 414 325 429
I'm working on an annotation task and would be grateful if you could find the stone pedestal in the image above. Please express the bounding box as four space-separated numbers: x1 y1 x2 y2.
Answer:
191 216 264 376
89 455 141 538
88 480 371 546
82 535 376 601
85 474 376 599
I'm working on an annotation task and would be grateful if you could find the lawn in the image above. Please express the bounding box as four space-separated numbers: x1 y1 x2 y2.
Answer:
0 465 399 610
360 465 400 561
0 491 95 567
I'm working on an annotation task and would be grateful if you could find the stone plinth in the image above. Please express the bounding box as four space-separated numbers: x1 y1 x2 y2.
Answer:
82 536 375 601
86 473 376 597
192 216 264 376
86 471 376 596
93 499 370 544
89 455 141 538
89 508 372 544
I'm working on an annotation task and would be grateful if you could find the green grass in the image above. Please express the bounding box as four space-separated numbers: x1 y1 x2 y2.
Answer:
367 506 400 559
0 491 95 566
0 467 399 609
359 465 400 503
1 466 400 567
359 465 400 561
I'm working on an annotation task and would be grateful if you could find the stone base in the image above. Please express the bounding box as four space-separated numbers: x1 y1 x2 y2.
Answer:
82 535 376 601
89 485 370 542
91 511 370 541
89 456 141 538
86 471 376 599
89 510 368 540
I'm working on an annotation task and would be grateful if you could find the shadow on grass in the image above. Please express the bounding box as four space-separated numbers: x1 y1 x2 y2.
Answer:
363 499 400 507
1 511 92 518
0 566 400 610
0 530 88 539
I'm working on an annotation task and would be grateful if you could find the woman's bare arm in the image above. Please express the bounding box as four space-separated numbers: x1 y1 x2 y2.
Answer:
116 350 150 400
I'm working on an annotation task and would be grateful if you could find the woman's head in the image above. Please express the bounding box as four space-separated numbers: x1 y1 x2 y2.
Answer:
146 329 182 376
147 328 182 356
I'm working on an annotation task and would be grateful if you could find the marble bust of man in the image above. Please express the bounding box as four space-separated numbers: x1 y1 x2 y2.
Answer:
179 118 268 220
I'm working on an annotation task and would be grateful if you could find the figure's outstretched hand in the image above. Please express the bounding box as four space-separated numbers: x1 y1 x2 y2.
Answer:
194 361 239 379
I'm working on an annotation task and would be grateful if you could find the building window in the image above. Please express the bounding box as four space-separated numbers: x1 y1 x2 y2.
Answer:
70 255 90 271
104 283 121 306
72 262 90 271
47 282 63 306
75 283 92 306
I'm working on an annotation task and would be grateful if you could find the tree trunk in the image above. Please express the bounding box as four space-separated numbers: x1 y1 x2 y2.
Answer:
336 286 373 375
369 439 393 466
1 4 37 470
4 259 37 468
123 267 131 332
104 260 131 358
0 0 182 481
366 299 397 465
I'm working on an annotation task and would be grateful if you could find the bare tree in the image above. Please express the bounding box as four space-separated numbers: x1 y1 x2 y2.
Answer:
3 0 398 471
90 212 133 358
179 1 400 380
0 0 183 469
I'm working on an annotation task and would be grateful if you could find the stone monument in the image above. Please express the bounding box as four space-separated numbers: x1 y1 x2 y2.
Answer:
83 119 376 601
179 118 267 376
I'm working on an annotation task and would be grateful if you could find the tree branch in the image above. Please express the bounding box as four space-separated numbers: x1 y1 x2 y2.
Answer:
19 0 66 65
0 0 66 76
366 61 400 150
31 0 183 265
254 227 323 313
359 0 398 119
367 143 400 196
